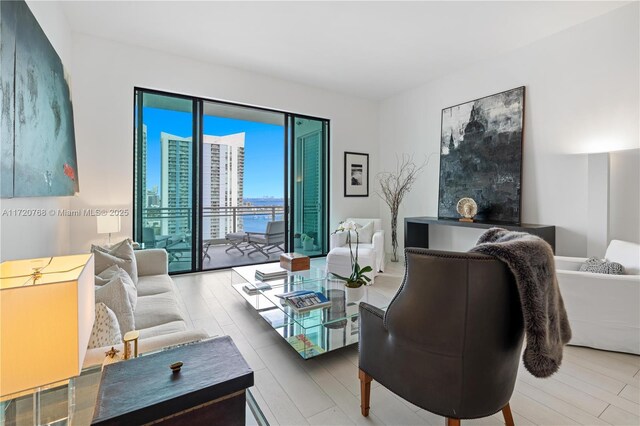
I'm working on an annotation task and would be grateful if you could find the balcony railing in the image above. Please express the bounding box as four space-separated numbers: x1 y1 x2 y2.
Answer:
142 205 285 242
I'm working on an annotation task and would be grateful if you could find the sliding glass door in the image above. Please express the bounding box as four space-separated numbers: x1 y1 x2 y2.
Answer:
200 101 285 270
133 89 329 274
134 91 197 273
289 116 329 256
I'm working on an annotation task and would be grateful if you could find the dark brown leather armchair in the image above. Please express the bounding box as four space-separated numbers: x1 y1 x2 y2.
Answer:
358 248 525 426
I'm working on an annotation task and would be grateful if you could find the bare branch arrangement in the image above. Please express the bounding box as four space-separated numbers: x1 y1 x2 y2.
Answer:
376 154 431 262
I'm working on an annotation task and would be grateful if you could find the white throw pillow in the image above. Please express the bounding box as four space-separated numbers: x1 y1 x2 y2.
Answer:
605 240 640 275
88 303 122 349
95 273 136 334
350 221 373 244
92 238 138 285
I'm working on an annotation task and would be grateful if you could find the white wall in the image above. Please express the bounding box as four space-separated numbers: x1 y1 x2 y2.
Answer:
0 1 73 261
68 34 380 253
610 149 640 245
379 3 639 257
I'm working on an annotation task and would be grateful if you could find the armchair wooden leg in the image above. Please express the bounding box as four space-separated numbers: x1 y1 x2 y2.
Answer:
446 418 460 426
358 369 372 417
502 403 515 426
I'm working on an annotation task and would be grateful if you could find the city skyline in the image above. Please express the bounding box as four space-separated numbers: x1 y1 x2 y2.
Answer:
143 108 284 199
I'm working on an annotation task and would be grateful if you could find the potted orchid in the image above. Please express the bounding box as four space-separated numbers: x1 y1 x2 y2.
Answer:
301 233 314 251
331 221 372 288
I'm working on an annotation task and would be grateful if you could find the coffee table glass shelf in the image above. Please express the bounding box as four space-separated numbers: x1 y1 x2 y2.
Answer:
231 260 390 359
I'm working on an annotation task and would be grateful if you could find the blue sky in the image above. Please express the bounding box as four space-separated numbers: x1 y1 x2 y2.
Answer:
143 107 284 198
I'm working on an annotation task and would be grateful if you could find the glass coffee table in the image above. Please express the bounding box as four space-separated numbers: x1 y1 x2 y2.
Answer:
231 261 390 359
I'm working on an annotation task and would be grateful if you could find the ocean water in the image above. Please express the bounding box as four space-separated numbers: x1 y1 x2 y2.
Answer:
241 198 284 233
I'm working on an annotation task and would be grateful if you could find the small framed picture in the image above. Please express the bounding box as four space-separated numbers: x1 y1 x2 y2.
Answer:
344 152 369 197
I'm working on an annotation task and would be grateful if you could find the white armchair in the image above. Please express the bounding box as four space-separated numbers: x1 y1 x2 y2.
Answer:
330 218 385 274
555 240 640 354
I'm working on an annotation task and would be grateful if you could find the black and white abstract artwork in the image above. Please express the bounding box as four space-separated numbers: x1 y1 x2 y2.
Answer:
438 87 525 223
344 152 369 197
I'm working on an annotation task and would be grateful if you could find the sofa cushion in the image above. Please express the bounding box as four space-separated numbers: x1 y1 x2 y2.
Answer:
138 320 188 340
605 240 640 275
134 292 185 330
92 239 138 285
137 274 175 297
95 274 136 334
88 303 122 349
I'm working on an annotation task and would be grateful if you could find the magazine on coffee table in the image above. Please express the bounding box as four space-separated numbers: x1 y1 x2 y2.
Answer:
275 290 331 313
255 264 288 281
242 282 272 295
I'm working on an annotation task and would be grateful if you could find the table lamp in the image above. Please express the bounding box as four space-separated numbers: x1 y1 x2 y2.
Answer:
0 254 95 400
97 216 121 246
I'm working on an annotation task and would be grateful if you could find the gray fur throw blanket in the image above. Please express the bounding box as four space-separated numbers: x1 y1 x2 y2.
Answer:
470 228 572 378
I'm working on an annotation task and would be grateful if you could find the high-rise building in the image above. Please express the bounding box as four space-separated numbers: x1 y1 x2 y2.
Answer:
202 133 245 239
146 185 160 207
134 124 148 205
160 132 245 240
160 132 192 236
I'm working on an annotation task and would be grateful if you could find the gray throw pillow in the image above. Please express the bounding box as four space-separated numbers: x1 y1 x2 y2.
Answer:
92 238 138 285
95 264 121 286
579 257 625 275
110 266 137 310
88 303 122 349
95 273 136 334
95 265 137 311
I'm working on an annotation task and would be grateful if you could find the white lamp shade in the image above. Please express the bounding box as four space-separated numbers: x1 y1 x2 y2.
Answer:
0 254 95 397
97 216 121 234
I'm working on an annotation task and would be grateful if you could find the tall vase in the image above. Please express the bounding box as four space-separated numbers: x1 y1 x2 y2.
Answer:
391 210 399 262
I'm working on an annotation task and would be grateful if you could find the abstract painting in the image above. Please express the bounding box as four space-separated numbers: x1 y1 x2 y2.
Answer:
438 87 525 223
1 0 79 198
344 152 369 197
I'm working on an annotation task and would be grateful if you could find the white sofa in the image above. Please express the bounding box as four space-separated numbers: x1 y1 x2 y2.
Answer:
84 249 209 367
328 218 385 283
555 240 640 354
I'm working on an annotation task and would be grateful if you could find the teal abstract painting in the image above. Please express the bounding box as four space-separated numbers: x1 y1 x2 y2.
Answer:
1 0 79 198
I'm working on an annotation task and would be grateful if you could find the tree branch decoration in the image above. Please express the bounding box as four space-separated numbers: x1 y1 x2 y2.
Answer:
376 154 432 262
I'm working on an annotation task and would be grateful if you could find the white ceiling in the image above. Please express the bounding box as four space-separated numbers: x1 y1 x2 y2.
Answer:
60 1 628 100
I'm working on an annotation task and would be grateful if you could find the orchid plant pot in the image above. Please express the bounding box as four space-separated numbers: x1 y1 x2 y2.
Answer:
345 283 365 304
302 238 314 251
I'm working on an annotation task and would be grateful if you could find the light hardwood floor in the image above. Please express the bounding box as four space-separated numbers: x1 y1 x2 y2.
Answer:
173 261 640 426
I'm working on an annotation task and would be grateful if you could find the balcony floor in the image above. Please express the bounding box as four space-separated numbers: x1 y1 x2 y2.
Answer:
201 243 322 270
166 243 323 272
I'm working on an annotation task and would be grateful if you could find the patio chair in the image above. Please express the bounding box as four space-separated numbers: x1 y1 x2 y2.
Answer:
142 227 170 249
246 221 285 258
225 232 248 255
203 239 214 261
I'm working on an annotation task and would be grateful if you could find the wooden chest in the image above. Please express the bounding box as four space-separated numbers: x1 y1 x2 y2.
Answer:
280 252 310 271
92 336 253 425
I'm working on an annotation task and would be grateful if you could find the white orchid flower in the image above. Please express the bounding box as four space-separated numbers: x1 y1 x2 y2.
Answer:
337 220 357 232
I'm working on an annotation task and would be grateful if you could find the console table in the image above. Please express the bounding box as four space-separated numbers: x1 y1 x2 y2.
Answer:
404 216 556 253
